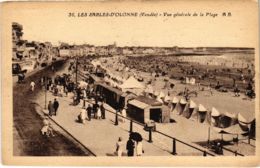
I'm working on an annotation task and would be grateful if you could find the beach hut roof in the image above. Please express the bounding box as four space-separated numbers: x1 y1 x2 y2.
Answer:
120 76 145 89
211 107 220 117
136 96 162 106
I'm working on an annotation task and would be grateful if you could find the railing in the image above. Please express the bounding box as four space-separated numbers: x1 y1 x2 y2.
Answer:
83 99 217 156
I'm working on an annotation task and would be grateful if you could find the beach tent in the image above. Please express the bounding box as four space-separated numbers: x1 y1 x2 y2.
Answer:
164 94 171 103
218 112 237 128
175 98 187 115
197 104 207 123
158 91 166 98
212 124 247 142
171 97 179 112
238 113 254 132
120 76 144 89
211 107 221 127
183 100 197 119
120 76 145 95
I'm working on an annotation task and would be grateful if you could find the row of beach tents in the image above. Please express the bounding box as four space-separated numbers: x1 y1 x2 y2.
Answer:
144 84 254 136
168 97 254 135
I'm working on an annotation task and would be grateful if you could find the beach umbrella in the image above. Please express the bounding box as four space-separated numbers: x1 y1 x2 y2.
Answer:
130 132 143 142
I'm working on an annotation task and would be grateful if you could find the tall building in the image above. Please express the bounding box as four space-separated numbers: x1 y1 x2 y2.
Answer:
12 22 24 60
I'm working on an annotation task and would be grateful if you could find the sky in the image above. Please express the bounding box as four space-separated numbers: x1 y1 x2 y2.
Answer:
7 1 258 47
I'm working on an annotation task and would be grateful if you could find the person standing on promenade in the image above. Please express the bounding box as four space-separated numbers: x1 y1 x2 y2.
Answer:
121 108 126 123
30 81 36 92
53 98 59 116
126 136 135 157
100 102 106 119
116 137 123 157
136 141 143 156
78 109 86 124
48 101 54 116
87 104 92 121
97 106 102 120
93 103 98 119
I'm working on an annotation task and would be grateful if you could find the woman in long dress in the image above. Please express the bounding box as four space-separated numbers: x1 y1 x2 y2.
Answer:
121 108 126 123
136 141 143 156
116 137 123 157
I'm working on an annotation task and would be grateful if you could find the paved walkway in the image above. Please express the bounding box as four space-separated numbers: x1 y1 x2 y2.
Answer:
36 91 171 156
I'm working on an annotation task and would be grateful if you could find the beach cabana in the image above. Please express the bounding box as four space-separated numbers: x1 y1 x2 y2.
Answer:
127 96 169 123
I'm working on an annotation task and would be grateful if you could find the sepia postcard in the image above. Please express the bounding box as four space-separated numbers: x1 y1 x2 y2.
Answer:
1 0 259 166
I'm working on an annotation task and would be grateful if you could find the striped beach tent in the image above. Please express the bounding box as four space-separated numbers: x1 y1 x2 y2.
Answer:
183 100 197 119
211 107 221 127
197 104 207 123
176 98 187 115
171 96 179 113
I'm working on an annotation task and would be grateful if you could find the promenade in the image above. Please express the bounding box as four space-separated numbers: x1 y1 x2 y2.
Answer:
33 59 254 156
36 91 171 156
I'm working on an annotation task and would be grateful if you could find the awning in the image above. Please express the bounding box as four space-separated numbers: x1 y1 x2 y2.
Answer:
128 99 149 109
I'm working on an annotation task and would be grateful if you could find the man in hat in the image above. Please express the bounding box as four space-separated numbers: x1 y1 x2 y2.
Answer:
53 98 59 116
87 104 92 121
48 101 54 116
126 136 135 157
